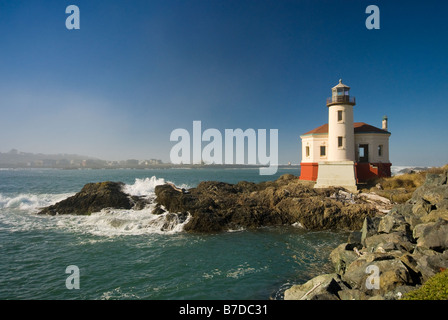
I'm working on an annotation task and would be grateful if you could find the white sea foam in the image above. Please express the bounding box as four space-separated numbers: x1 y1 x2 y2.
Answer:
100 287 140 300
122 176 190 197
57 208 191 236
122 176 166 197
0 192 73 212
0 176 192 236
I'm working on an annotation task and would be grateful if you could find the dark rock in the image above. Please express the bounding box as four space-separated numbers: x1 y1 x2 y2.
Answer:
330 243 359 275
284 273 349 300
364 232 415 254
338 289 368 300
361 216 377 246
37 181 147 215
413 219 448 252
411 247 448 282
152 206 166 215
399 253 423 285
347 231 362 245
153 176 379 233
342 255 413 296
378 212 411 236
424 172 447 186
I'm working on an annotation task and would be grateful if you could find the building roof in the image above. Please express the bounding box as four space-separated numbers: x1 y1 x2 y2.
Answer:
301 122 390 136
332 79 350 90
354 122 390 134
303 123 329 135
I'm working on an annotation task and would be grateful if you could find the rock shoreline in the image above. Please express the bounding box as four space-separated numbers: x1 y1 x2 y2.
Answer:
284 170 448 300
152 174 391 233
36 170 448 299
38 174 391 234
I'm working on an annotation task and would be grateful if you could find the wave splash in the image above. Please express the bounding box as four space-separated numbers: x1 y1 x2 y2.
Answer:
66 208 191 236
0 193 74 212
122 176 166 197
0 176 192 236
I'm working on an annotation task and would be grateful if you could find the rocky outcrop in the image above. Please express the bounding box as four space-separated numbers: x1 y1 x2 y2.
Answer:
284 170 448 300
38 181 149 215
152 174 390 233
36 174 391 233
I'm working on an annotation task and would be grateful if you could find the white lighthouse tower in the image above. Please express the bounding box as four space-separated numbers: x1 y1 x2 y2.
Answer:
314 79 358 192
327 80 356 161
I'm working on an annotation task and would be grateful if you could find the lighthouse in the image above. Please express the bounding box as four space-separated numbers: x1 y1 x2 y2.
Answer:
299 80 391 192
314 79 358 192
327 79 356 162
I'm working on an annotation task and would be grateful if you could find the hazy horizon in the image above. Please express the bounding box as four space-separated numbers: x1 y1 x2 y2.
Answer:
1 1 447 167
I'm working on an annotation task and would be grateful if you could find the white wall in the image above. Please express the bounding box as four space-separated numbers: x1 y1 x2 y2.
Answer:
328 105 355 161
354 133 390 163
300 135 328 163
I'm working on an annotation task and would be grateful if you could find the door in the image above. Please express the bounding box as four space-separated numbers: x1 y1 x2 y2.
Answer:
358 144 369 163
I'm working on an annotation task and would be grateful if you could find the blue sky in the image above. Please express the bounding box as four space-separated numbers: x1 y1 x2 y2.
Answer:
0 0 447 166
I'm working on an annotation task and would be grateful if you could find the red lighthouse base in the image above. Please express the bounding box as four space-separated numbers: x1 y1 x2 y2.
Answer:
299 162 319 181
300 162 391 183
355 162 392 183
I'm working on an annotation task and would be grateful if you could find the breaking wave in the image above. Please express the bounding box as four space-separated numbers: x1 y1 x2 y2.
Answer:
0 176 192 236
57 208 191 237
0 192 74 212
122 176 166 197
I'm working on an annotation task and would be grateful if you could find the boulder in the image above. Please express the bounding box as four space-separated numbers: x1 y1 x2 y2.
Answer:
330 243 360 275
378 211 411 235
342 254 413 296
410 248 448 282
37 181 147 215
413 219 448 252
411 198 435 216
364 232 415 254
284 273 348 300
361 216 379 246
337 289 368 300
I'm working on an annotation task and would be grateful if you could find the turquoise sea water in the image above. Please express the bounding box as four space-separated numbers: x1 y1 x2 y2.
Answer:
0 168 348 300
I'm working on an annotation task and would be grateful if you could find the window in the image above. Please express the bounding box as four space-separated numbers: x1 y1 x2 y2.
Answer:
338 136 343 148
337 110 343 122
306 146 310 157
378 145 383 157
320 146 326 157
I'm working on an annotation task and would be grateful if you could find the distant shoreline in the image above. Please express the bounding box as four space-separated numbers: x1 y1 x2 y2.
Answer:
0 163 299 170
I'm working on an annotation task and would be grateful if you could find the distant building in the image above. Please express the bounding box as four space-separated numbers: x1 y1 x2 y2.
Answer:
126 159 139 166
56 159 70 167
149 159 162 165
42 159 57 167
299 80 391 192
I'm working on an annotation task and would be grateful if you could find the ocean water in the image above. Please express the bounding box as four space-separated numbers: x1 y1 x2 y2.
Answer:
0 167 348 300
